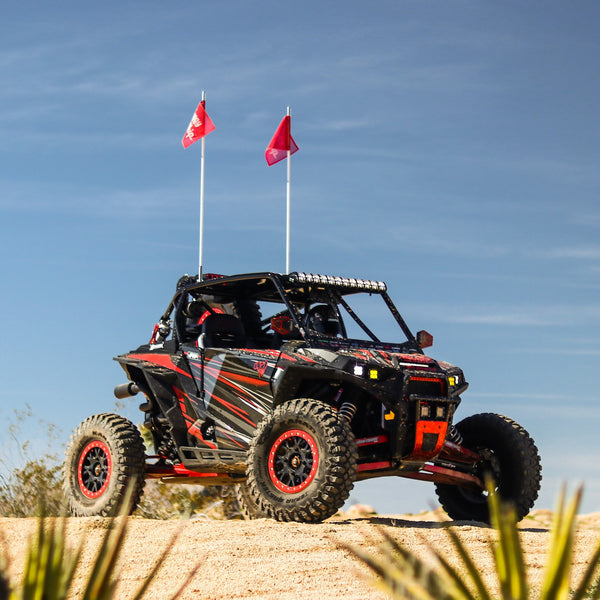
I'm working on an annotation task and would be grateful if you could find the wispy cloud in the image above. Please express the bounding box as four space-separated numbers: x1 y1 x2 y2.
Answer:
0 180 190 219
539 245 600 260
406 302 600 327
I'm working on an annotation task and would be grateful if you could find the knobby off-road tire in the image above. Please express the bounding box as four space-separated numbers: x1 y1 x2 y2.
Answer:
63 413 146 517
246 398 358 523
234 484 269 520
435 412 542 523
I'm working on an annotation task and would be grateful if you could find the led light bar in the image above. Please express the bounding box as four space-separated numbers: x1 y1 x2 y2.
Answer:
289 272 387 292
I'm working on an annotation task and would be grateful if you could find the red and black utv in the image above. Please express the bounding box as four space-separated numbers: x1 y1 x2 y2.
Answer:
63 271 541 523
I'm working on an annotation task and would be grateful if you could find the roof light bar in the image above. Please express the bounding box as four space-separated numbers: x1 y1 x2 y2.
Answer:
289 272 387 292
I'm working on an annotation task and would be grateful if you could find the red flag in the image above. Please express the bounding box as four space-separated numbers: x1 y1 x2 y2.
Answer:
182 100 215 148
265 115 299 166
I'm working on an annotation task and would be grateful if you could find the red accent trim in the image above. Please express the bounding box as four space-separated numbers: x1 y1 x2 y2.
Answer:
247 349 281 358
204 363 270 388
402 464 483 489
268 429 319 493
77 440 112 499
218 430 246 449
395 353 436 364
149 323 160 344
145 463 235 480
173 387 219 449
378 351 392 365
358 461 392 472
224 369 271 387
408 420 448 460
127 353 192 378
439 440 482 463
211 392 256 427
355 435 388 447
281 352 316 363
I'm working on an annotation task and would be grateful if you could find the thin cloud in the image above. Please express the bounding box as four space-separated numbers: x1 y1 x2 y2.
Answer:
540 245 600 260
407 303 600 327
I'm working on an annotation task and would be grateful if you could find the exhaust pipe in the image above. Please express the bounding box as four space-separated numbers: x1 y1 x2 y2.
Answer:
114 382 141 399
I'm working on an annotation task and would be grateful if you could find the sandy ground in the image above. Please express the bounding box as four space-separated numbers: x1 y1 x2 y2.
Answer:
2 508 600 600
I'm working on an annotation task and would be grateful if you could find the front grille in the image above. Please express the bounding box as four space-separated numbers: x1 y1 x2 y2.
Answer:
406 376 445 398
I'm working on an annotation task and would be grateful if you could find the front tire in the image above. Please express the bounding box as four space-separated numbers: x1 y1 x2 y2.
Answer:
246 398 357 523
63 413 146 517
435 412 542 523
234 484 269 520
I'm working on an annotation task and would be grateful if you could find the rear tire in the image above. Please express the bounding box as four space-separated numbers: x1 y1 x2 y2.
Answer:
435 412 541 523
63 413 146 517
246 398 357 523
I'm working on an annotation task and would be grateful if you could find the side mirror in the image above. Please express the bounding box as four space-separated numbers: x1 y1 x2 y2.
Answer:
416 330 433 349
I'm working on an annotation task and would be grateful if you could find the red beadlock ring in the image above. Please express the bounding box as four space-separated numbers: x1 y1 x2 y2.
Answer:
77 440 112 499
268 429 319 493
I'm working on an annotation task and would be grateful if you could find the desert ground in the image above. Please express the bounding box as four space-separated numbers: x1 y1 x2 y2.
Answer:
2 507 600 600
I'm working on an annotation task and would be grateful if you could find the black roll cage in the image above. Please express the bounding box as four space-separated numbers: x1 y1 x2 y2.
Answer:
158 272 422 353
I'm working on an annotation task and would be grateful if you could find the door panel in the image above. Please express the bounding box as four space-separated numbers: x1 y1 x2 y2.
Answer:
183 346 279 450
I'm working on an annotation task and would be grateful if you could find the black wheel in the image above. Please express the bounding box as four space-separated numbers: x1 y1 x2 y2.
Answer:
435 412 542 523
246 398 357 523
63 413 146 517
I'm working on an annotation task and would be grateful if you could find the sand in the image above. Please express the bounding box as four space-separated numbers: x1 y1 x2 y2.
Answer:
2 508 600 599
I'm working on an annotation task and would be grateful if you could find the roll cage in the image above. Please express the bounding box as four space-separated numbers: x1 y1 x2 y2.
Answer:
154 272 422 353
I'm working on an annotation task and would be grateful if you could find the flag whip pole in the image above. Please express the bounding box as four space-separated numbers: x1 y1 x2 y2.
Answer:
199 90 206 281
286 106 291 274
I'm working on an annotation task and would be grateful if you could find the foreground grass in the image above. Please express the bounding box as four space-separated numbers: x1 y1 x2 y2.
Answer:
0 487 201 600
342 482 600 600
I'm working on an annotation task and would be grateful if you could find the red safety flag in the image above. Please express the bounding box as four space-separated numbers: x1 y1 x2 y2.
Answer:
182 100 215 148
265 115 299 166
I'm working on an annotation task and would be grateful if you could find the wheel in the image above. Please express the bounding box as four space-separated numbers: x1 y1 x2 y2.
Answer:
246 398 357 523
63 413 146 517
435 412 542 523
234 484 269 519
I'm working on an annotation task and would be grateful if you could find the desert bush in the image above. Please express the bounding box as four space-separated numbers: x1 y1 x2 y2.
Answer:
0 459 63 517
0 406 63 518
342 480 600 600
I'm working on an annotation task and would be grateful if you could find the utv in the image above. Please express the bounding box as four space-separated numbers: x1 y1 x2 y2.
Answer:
63 271 541 523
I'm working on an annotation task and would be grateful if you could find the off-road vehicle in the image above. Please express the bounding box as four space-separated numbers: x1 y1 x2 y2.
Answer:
64 271 542 523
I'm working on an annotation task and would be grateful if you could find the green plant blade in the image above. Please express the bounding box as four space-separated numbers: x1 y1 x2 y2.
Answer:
540 485 582 600
486 477 528 600
571 532 600 600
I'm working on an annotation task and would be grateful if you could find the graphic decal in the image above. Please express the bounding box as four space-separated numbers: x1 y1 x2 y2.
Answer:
126 353 192 378
253 361 268 377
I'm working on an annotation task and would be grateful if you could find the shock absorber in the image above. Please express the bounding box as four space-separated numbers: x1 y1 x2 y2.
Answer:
339 401 357 423
447 425 463 445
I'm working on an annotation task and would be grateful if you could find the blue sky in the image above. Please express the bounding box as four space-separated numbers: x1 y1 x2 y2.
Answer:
1 1 599 515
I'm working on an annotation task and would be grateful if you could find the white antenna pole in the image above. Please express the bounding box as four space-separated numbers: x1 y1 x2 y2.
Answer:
199 90 206 281
286 106 291 274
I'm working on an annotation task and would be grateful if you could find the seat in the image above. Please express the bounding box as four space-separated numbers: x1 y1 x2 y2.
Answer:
201 314 246 348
